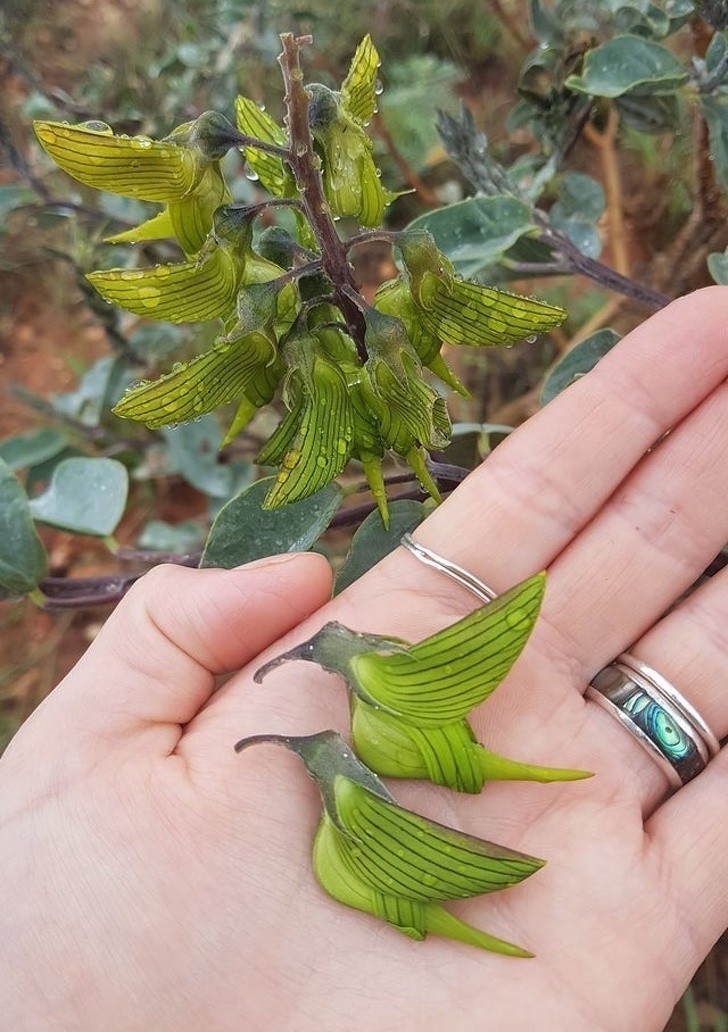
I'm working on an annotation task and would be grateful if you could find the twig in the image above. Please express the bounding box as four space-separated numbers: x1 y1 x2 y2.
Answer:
370 111 439 208
438 107 671 310
484 0 532 52
278 33 367 361
566 296 624 348
584 109 630 277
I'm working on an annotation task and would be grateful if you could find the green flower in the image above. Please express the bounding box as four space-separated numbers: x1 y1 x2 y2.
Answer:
306 36 397 227
258 325 355 508
373 278 470 396
113 281 287 436
86 205 287 327
256 574 591 792
356 307 451 510
396 229 567 346
235 730 544 956
34 112 240 254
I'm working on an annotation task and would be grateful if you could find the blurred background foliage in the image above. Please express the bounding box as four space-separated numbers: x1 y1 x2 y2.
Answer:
1 4 728 1024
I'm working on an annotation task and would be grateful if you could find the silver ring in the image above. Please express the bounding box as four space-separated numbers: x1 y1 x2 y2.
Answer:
399 533 496 603
588 654 719 789
400 534 720 790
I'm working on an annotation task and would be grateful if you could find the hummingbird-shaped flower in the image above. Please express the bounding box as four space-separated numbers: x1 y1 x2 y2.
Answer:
86 205 288 327
307 36 399 227
234 729 544 956
257 319 355 509
34 111 244 254
255 573 591 792
395 229 567 347
113 281 287 440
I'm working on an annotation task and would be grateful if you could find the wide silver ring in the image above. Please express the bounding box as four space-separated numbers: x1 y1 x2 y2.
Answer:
587 654 720 790
400 534 720 790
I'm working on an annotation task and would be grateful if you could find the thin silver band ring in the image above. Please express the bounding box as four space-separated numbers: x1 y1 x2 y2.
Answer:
400 533 720 789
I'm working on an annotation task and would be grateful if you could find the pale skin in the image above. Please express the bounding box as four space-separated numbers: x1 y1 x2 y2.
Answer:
4 288 728 1031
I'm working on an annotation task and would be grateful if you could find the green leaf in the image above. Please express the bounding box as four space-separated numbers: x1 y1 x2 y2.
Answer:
161 417 233 498
550 172 605 259
28 457 129 536
540 329 622 405
334 500 426 595
565 35 689 98
0 184 36 233
0 428 68 471
200 477 343 568
137 519 204 552
407 196 537 278
615 92 682 134
0 458 48 598
708 247 728 284
701 93 728 190
52 356 132 427
128 323 184 360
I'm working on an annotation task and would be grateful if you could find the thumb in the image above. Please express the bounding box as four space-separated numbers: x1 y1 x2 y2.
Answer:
13 553 332 755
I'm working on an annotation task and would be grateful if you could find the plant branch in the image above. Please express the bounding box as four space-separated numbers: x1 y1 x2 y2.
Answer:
278 33 367 361
438 107 671 310
484 0 532 52
584 108 630 278
370 111 439 207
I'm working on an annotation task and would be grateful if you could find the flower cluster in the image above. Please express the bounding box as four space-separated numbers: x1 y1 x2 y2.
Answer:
35 35 566 524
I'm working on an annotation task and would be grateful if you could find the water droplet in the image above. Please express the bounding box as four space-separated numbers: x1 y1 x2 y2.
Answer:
374 79 384 96
316 455 328 468
138 285 162 307
245 170 260 182
81 120 112 134
525 334 538 344
422 872 437 887
130 136 153 149
506 608 527 630
295 142 307 158
119 269 145 280
336 438 347 454
154 265 172 278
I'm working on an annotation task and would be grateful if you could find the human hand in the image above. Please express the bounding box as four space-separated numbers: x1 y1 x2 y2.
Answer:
4 288 728 1031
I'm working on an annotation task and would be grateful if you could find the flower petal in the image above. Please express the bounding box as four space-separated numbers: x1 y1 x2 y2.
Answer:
113 330 277 428
334 776 544 902
34 120 196 201
87 247 238 323
350 572 546 726
341 34 380 126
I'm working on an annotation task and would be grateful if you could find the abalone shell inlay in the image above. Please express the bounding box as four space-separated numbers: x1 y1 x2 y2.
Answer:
622 688 692 761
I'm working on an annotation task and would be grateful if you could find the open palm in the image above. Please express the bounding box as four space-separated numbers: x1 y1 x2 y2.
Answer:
3 288 728 1032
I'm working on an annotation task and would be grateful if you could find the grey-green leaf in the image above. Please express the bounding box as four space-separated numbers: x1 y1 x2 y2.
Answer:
161 417 233 499
0 428 68 471
708 248 728 284
541 329 622 406
334 500 427 595
565 35 689 98
28 457 129 536
701 93 728 190
407 196 537 278
0 457 48 598
137 519 205 552
200 478 343 569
